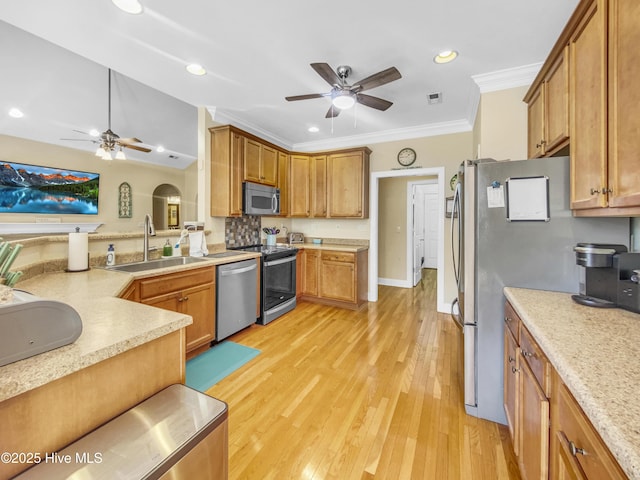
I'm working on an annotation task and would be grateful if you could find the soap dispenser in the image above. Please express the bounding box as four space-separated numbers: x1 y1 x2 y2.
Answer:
163 239 173 257
106 244 116 266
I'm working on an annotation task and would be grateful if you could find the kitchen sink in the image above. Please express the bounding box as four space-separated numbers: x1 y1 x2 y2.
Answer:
106 256 209 273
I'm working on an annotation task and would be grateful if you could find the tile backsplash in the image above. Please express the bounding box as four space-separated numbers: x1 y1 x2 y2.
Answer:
225 216 261 247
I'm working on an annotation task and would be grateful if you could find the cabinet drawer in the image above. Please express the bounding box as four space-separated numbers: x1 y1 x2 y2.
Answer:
556 381 626 480
504 301 521 343
139 267 215 299
321 251 355 263
519 323 550 396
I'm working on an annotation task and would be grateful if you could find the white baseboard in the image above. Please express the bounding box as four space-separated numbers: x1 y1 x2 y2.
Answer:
377 277 413 288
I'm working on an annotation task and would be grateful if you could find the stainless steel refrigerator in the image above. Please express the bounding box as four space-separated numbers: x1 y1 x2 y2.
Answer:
451 157 630 424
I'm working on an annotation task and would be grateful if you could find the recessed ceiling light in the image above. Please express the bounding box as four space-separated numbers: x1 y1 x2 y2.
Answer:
8 108 24 118
111 0 143 14
308 126 319 133
156 145 166 153
434 50 458 64
186 64 207 76
89 129 100 137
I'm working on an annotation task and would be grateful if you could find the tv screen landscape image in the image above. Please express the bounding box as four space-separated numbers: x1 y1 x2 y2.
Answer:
0 161 99 215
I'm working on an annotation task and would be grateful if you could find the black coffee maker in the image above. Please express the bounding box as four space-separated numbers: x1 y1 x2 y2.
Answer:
573 243 640 313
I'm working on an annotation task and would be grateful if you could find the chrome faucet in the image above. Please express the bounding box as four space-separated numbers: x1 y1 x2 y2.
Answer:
143 214 156 262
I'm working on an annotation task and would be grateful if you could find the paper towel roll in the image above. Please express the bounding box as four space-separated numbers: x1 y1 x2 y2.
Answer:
68 232 89 271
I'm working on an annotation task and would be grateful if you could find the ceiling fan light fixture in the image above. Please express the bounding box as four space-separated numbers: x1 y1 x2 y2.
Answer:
332 91 356 110
111 0 143 14
186 64 207 76
434 50 458 64
101 150 113 161
95 146 106 157
115 148 127 160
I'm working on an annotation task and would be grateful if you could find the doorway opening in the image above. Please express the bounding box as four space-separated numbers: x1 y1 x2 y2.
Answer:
152 184 182 230
409 180 439 286
369 167 447 313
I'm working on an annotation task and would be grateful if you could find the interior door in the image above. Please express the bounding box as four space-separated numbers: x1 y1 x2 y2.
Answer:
412 185 425 285
423 184 439 268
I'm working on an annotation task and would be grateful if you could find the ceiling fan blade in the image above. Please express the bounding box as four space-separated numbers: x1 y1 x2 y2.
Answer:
60 138 94 142
356 93 393 111
325 105 340 118
119 142 152 153
118 137 143 145
311 63 341 86
285 93 327 101
353 67 402 92
72 129 92 136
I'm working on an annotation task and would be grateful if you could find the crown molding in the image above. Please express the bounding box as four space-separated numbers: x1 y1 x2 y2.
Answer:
472 62 542 93
206 107 291 150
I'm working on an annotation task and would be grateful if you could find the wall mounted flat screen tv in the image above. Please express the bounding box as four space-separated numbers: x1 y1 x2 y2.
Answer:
0 161 99 215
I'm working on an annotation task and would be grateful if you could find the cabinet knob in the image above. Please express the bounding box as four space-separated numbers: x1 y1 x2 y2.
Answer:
508 355 515 364
604 187 612 194
522 350 533 358
569 441 587 457
535 139 546 149
511 366 520 374
590 187 601 195
504 316 512 323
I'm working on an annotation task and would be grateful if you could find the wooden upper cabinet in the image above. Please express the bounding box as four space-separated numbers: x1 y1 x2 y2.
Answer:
570 0 608 210
527 86 545 158
544 46 570 154
327 148 371 218
525 47 570 159
311 155 327 217
210 126 244 217
289 155 310 217
244 138 278 186
607 0 640 209
278 151 289 217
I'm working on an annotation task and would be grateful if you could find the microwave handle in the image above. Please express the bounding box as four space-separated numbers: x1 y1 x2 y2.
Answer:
272 193 278 213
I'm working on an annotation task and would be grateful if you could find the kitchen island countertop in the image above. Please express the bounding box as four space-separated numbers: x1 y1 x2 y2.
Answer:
0 252 260 403
504 287 640 480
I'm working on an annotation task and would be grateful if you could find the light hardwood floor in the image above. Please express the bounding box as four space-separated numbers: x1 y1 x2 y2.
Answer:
208 269 520 479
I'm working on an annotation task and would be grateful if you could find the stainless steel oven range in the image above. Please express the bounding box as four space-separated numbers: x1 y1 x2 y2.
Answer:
230 244 298 324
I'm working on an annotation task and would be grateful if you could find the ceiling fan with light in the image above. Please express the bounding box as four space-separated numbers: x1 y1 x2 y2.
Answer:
62 68 151 160
285 63 402 118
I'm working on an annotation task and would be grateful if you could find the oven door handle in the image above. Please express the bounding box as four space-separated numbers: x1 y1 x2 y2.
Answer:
264 256 295 267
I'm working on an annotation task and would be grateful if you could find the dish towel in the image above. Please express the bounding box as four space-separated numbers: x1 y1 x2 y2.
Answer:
188 231 209 257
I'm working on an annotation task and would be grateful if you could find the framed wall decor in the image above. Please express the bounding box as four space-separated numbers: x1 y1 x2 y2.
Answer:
118 182 132 218
167 203 179 228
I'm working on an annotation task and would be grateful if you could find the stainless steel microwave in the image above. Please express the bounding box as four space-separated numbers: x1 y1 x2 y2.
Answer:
243 181 280 216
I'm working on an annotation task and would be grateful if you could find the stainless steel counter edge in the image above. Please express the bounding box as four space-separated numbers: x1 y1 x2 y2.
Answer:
504 287 640 480
0 252 260 403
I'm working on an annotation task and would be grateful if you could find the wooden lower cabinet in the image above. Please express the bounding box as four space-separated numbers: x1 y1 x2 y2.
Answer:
301 249 368 309
550 372 627 480
128 267 216 356
505 301 628 480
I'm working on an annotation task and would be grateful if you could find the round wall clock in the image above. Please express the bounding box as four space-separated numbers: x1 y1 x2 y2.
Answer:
397 147 417 167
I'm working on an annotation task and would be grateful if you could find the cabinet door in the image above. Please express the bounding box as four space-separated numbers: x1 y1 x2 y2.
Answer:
244 138 262 184
302 250 319 296
555 432 588 480
527 86 545 158
519 357 550 480
607 0 640 208
182 282 216 352
319 257 356 303
569 0 608 210
504 328 520 456
327 151 368 218
261 145 278 186
544 46 570 154
278 151 289 217
230 132 244 216
311 155 327 217
290 155 310 217
142 291 182 313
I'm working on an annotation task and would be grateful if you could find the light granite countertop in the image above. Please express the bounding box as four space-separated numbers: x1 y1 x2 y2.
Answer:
0 252 260 403
504 287 640 480
295 242 369 253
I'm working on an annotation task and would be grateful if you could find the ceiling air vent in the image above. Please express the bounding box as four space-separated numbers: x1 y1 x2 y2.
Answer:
427 92 443 104
168 155 179 160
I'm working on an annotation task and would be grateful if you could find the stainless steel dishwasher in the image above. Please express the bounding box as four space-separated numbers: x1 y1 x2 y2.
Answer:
216 259 257 341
